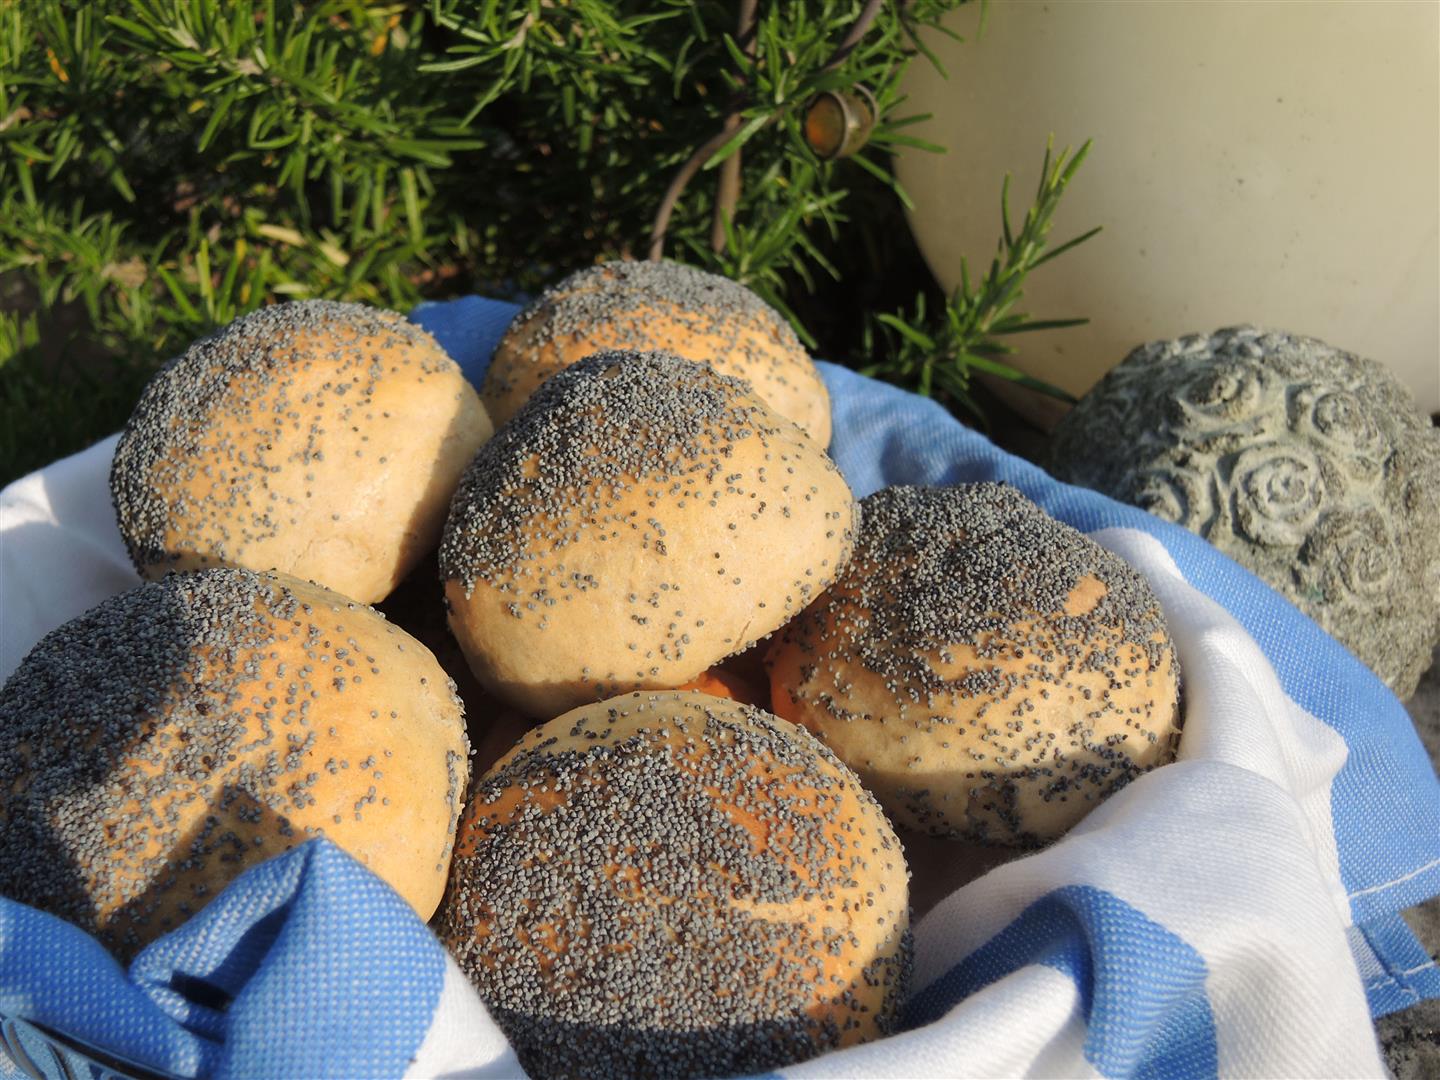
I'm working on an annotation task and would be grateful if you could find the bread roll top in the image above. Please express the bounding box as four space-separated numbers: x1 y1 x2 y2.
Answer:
0 569 469 958
483 259 832 445
768 483 1182 844
110 300 492 602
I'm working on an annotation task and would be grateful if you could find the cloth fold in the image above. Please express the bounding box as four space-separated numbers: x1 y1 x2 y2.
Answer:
1 294 1436 1079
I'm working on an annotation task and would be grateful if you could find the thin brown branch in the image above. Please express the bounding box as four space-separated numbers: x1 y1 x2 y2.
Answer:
648 126 740 261
649 0 887 262
711 0 760 253
822 0 885 72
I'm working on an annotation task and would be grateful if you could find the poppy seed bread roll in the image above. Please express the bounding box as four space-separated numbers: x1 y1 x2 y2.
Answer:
483 260 832 445
110 300 493 603
440 350 857 719
0 569 469 959
766 484 1182 845
437 691 911 1080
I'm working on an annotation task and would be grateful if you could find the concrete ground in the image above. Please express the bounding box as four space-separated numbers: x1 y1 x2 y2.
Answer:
1379 645 1440 1077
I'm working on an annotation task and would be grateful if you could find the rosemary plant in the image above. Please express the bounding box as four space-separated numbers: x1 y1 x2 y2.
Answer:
0 0 1093 484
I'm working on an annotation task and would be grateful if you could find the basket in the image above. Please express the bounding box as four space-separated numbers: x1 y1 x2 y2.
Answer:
1 295 1436 1079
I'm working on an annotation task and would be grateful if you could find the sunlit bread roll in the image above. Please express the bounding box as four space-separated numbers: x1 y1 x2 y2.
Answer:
483 259 832 445
441 350 858 719
0 569 470 959
767 484 1182 845
110 300 493 603
437 691 911 1080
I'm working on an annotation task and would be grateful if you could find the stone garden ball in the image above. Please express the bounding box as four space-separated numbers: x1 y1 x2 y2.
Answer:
1050 327 1440 698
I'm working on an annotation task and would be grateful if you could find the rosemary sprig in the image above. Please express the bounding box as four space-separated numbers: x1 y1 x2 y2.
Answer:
862 139 1099 425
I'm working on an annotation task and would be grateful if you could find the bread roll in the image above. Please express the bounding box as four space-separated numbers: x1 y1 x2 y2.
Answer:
110 300 493 603
0 569 469 959
437 691 911 1080
483 260 832 445
441 350 857 718
767 484 1182 845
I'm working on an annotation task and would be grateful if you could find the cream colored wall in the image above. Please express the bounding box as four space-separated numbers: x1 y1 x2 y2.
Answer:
897 0 1439 427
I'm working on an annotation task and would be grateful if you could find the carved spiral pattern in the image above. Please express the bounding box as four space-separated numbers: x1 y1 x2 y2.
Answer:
1133 468 1210 535
1050 326 1440 696
1305 510 1396 600
1311 390 1387 463
1175 358 1268 424
1231 444 1327 547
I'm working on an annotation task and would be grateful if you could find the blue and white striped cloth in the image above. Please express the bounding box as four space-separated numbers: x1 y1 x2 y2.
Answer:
1 295 1436 1079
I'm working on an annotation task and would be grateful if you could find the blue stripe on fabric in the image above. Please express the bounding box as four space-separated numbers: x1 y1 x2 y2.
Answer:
412 297 519 388
0 906 205 1078
1356 912 1440 1018
3 841 446 1080
905 886 1218 1080
129 840 444 1079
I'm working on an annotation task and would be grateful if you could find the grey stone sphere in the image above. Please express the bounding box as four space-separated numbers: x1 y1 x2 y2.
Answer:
1049 326 1440 698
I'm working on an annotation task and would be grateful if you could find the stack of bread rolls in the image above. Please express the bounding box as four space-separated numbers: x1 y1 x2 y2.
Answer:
0 261 1184 1077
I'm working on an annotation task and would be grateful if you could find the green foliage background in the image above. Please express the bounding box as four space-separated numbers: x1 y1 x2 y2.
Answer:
0 0 1089 485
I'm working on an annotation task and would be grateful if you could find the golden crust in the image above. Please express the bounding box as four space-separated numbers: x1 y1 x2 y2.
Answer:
484 261 832 445
112 302 493 603
766 485 1183 845
444 352 856 719
438 692 910 1077
769 582 1181 843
